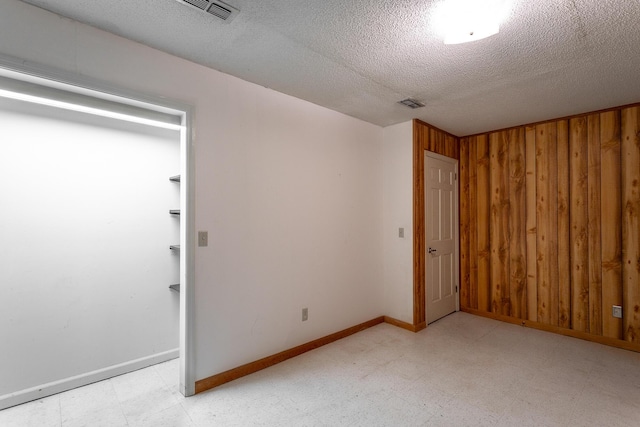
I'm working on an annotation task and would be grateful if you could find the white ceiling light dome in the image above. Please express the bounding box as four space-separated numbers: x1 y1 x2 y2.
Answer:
434 0 510 44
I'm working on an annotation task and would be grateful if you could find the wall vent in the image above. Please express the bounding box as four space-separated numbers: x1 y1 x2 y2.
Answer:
177 0 239 22
398 98 425 109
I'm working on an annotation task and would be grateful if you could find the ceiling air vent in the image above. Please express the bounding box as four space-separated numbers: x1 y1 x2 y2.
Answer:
178 0 239 22
398 98 425 109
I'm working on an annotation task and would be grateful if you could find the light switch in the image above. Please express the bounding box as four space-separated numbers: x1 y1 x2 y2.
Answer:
198 231 208 247
399 228 405 238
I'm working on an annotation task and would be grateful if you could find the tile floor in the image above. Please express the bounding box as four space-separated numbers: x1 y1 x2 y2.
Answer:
1 312 639 426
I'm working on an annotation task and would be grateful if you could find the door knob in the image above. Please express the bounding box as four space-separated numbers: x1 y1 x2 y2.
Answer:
428 247 437 254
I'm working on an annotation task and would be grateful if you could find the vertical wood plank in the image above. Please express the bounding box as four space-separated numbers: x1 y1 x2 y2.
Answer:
427 128 435 153
536 122 559 326
509 128 527 319
445 134 460 160
469 136 479 309
570 117 590 332
549 130 560 328
557 120 571 328
460 138 470 309
429 128 444 157
588 114 603 336
444 132 450 159
490 131 510 315
621 107 640 343
446 134 460 160
536 124 550 323
525 126 538 321
413 120 426 326
477 134 491 312
601 110 623 339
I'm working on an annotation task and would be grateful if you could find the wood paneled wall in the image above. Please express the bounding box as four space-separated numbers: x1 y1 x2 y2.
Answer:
413 120 459 329
459 106 640 345
414 119 459 160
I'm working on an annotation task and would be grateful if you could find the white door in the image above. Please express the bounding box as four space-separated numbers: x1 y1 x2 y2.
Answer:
425 152 459 324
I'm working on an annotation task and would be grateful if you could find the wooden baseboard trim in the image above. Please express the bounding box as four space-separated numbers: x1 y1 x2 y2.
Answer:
384 316 426 333
195 316 385 394
461 307 640 353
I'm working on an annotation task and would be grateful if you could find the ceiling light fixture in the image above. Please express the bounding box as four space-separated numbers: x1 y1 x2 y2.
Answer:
434 0 508 44
398 98 425 109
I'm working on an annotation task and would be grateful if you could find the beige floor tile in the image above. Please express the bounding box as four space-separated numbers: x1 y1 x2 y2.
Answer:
0 395 61 427
3 312 640 427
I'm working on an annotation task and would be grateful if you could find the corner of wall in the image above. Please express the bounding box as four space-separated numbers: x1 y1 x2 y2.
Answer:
381 121 414 324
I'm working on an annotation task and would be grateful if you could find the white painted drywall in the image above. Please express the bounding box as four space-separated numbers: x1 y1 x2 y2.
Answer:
0 0 386 387
0 97 180 398
382 122 414 324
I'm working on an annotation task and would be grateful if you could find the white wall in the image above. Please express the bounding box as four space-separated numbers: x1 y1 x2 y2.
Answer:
0 97 180 398
0 0 386 386
382 122 414 324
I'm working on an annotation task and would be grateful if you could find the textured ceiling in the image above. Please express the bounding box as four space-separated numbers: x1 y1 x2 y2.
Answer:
18 0 640 135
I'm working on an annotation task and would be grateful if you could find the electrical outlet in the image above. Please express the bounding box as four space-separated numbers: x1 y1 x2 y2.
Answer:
613 305 622 319
399 227 404 238
198 231 208 247
302 308 308 322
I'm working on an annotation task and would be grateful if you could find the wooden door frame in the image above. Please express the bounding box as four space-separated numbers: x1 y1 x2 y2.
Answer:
413 119 460 330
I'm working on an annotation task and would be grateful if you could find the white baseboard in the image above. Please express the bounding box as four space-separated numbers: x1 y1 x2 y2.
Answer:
0 348 179 411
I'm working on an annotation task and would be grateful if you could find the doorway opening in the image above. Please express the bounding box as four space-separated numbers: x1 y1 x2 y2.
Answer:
0 62 194 409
